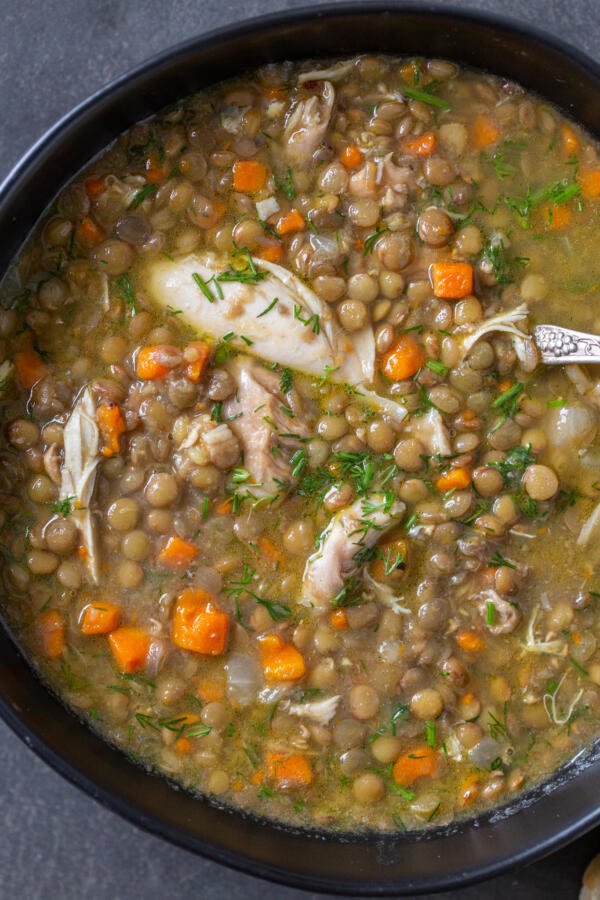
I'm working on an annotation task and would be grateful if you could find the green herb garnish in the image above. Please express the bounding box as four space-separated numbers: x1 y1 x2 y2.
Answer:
129 183 158 209
402 85 451 110
50 496 75 517
116 273 138 314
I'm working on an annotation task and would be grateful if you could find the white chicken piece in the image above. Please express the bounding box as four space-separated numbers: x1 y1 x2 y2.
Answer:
477 588 521 634
297 61 355 84
288 694 341 725
456 304 532 360
303 494 405 605
223 357 309 497
405 408 452 457
363 570 410 615
284 81 335 166
354 386 407 424
59 386 101 584
142 251 374 384
577 501 600 548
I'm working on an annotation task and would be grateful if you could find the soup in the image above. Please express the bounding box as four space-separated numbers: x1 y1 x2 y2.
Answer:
2 54 600 833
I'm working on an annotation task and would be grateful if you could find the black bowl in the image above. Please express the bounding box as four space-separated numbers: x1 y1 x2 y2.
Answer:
1 4 600 894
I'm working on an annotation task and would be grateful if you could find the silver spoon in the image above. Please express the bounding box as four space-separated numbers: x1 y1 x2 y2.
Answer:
534 324 600 365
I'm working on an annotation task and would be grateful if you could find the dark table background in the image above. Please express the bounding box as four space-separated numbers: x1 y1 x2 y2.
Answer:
1 0 599 897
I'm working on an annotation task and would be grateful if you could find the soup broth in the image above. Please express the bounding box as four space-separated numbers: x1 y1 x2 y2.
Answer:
1 55 600 832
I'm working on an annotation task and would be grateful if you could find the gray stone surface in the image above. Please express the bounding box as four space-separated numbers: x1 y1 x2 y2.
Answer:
1 0 600 897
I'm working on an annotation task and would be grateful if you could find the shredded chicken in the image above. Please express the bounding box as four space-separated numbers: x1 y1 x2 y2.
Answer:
406 408 452 456
297 61 355 84
577 500 600 547
522 605 567 656
566 364 593 395
355 385 407 424
363 570 410 615
543 670 583 726
60 386 101 583
478 588 521 635
458 304 530 359
303 494 405 605
287 694 341 725
224 357 309 496
284 81 334 165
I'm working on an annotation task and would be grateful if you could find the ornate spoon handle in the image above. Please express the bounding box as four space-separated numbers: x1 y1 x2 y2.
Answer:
534 324 600 365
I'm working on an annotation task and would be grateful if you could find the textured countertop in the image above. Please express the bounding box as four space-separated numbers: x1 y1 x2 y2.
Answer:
1 1 599 897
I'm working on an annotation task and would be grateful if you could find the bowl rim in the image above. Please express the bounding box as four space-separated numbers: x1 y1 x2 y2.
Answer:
2 2 600 894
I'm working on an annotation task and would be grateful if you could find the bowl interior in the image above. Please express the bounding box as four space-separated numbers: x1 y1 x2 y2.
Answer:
1 5 600 895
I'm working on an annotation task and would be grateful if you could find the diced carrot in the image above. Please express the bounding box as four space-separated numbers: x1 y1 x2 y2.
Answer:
561 124 579 157
251 768 265 785
340 145 363 169
257 244 284 263
136 345 172 380
370 537 408 581
178 713 200 725
572 631 581 646
172 587 230 655
232 160 267 193
435 466 472 493
431 261 473 300
80 601 121 636
472 115 500 149
259 633 306 682
267 752 313 787
401 62 417 82
330 609 349 631
404 131 437 157
145 156 167 185
158 535 198 567
183 341 210 383
456 630 485 653
578 169 600 200
175 737 193 754
540 203 572 231
97 402 125 458
380 334 425 381
77 545 89 562
392 745 438 786
275 209 306 235
354 238 364 252
84 177 105 198
214 497 233 516
108 626 150 673
197 678 225 703
460 772 481 806
258 536 284 567
76 216 104 247
35 609 65 659
14 345 48 389
497 378 512 393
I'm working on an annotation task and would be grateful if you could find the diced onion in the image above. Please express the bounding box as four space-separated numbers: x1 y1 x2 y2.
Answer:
255 197 280 220
225 652 261 706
